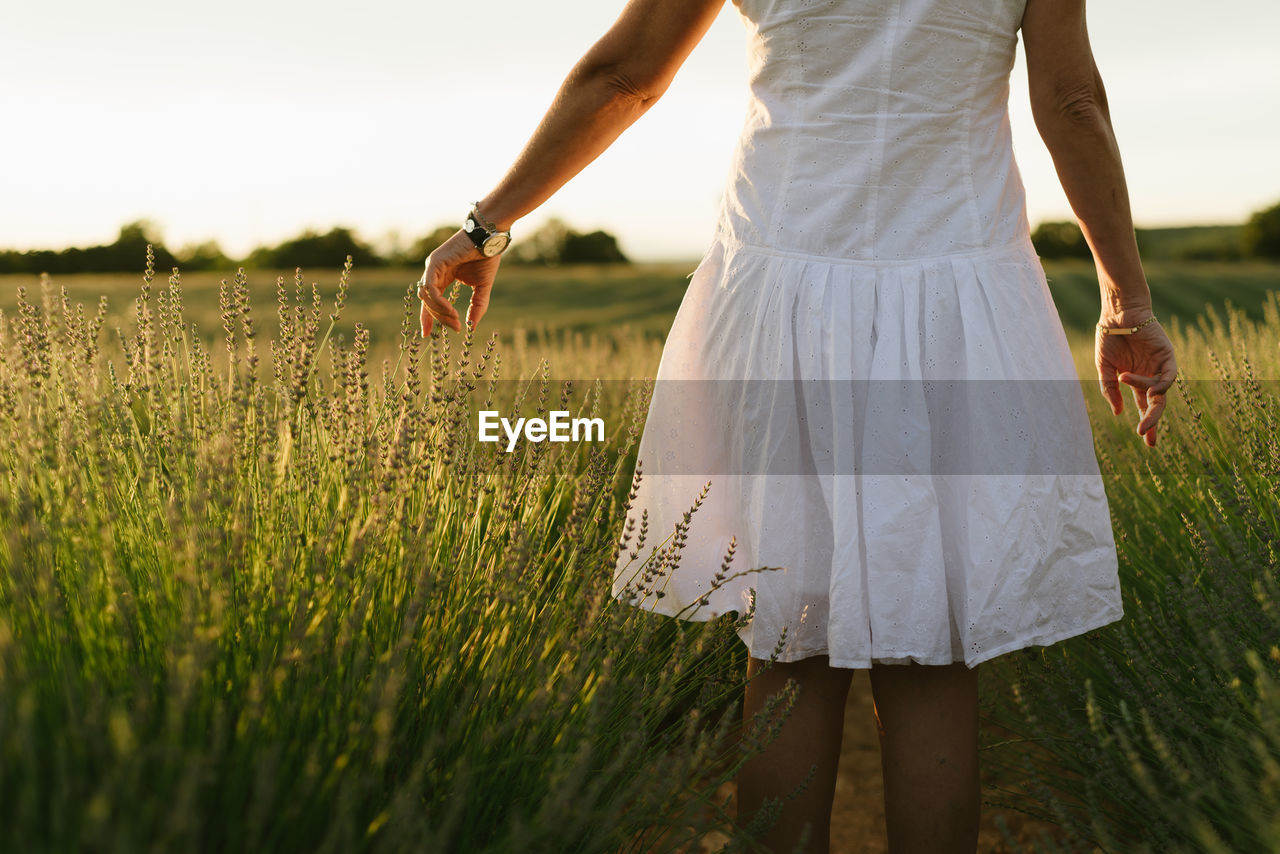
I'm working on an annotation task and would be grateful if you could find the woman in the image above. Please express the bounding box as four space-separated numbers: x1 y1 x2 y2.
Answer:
418 0 1178 851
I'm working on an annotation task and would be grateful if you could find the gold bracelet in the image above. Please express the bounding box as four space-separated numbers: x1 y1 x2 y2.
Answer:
1097 315 1158 335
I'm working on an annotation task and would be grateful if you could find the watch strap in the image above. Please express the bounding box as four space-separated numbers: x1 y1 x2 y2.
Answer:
463 212 491 251
470 202 501 234
463 204 511 256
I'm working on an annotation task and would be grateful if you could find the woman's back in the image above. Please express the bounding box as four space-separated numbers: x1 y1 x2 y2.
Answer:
723 0 1030 260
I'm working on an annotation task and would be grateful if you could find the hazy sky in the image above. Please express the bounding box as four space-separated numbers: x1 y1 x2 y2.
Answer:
3 1 1278 261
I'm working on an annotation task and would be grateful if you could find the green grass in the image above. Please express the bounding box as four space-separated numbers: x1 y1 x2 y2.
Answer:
982 294 1280 852
1135 225 1244 261
1 253 1278 851
2 256 1275 377
0 255 804 853
0 263 695 379
1041 258 1280 332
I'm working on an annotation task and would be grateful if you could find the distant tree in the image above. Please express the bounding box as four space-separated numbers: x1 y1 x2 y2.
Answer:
505 218 628 265
178 240 234 271
1242 201 1280 259
1030 220 1092 260
0 248 37 274
247 227 384 269
0 220 179 274
89 220 178 271
560 230 629 264
507 218 572 265
402 226 460 266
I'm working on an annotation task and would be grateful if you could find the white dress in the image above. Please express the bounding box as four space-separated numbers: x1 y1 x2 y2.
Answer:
611 0 1124 668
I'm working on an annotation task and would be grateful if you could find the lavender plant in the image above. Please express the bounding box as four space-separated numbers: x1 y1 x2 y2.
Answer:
0 252 798 853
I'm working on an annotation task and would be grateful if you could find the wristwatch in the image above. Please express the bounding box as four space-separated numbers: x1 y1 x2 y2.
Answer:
463 204 511 258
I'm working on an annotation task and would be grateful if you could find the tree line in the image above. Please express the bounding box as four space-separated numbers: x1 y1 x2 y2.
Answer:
3 201 1278 274
0 217 629 275
1032 199 1280 261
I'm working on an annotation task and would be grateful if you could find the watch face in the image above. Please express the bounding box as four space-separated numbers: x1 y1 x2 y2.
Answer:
482 233 510 257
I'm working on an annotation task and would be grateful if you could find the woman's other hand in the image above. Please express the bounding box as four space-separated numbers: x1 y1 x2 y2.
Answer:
1095 309 1178 448
417 230 502 337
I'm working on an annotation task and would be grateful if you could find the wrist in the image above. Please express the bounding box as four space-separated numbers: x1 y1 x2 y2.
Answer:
1098 273 1152 325
450 229 486 260
474 197 516 233
463 203 512 258
1098 304 1154 328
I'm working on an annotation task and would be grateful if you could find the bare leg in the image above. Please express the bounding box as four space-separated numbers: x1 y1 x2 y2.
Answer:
869 661 980 854
736 654 854 853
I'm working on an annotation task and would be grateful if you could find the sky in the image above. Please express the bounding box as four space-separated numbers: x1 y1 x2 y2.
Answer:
3 0 1278 262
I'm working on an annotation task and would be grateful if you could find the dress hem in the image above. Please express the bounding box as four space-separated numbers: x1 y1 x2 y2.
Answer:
610 587 1126 671
754 605 1126 670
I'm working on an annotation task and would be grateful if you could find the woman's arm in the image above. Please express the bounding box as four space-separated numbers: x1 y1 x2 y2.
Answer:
476 0 727 232
1022 0 1177 448
418 0 726 335
1022 0 1149 324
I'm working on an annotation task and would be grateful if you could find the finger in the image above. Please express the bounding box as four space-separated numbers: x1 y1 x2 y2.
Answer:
421 268 462 332
1127 365 1178 397
1118 371 1164 390
1122 370 1179 438
417 276 437 337
1129 385 1148 433
1137 393 1167 436
1136 376 1171 437
426 293 461 332
1118 371 1150 427
1151 366 1177 395
467 288 491 331
427 303 460 333
1097 366 1123 415
420 297 433 338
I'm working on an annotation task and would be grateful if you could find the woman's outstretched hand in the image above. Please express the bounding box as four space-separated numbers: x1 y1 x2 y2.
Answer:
417 229 502 337
1095 311 1178 448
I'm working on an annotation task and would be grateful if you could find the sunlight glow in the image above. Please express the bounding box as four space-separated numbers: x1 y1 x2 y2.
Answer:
3 0 1277 260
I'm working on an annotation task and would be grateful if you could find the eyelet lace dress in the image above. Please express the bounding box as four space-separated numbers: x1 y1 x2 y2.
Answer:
611 0 1123 668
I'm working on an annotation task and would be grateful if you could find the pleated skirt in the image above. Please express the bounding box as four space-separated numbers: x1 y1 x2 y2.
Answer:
611 234 1123 669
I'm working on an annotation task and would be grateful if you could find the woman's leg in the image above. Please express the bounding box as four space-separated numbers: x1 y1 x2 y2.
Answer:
868 661 980 854
736 654 854 854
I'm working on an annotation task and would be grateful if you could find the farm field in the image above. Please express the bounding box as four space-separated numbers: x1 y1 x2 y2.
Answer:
2 257 1277 377
0 263 689 380
1 256 1278 851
